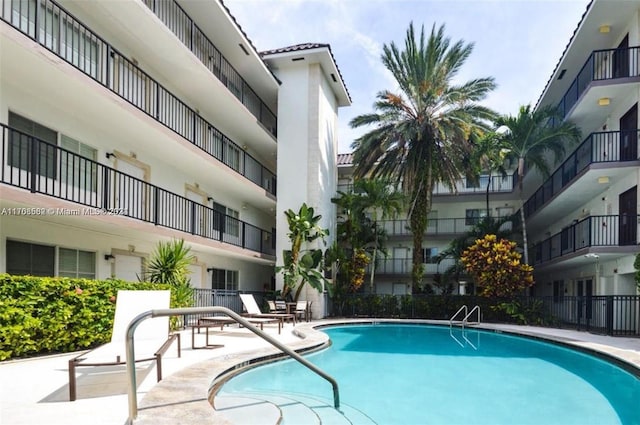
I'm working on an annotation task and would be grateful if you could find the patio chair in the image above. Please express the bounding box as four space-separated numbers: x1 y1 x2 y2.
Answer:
239 294 296 326
294 300 311 322
68 290 180 401
268 300 286 313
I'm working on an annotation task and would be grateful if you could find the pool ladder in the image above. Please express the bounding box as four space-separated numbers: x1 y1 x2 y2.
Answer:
449 305 481 349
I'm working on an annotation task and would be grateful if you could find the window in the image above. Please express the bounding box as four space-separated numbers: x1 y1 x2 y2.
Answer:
11 0 99 78
62 20 99 78
465 209 486 226
8 112 58 178
553 280 564 301
466 176 481 189
6 240 55 276
212 202 240 237
422 247 438 263
224 142 242 172
60 135 98 191
59 248 96 279
226 208 240 237
211 268 238 290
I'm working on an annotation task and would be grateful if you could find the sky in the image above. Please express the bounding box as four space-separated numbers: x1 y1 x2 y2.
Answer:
225 0 591 154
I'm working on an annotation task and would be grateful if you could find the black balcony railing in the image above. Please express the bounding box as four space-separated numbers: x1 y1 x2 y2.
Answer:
433 172 517 195
530 215 638 266
367 258 456 276
141 0 277 137
524 130 640 218
0 124 276 256
553 46 640 124
337 172 517 197
379 218 513 237
0 0 276 196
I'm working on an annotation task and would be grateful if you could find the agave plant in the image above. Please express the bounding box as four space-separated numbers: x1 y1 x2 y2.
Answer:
141 239 195 327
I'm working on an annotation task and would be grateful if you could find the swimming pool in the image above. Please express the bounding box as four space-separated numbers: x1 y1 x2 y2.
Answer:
218 324 640 424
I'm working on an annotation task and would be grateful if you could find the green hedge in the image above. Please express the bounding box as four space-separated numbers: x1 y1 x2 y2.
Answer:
0 274 175 361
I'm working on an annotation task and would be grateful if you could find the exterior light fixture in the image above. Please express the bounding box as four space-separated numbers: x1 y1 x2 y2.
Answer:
598 97 610 106
104 254 115 261
598 25 611 33
597 176 610 184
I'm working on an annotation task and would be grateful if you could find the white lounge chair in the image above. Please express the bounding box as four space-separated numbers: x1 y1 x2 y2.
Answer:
239 294 296 325
68 290 180 401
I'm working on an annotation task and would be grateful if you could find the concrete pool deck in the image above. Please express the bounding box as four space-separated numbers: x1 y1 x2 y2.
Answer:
1 319 639 425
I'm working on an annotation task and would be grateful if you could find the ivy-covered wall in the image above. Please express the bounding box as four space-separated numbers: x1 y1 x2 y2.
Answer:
0 274 174 361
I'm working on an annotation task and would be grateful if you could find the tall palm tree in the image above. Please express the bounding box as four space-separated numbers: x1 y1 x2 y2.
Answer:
350 22 496 290
354 179 404 292
469 129 510 216
496 104 581 264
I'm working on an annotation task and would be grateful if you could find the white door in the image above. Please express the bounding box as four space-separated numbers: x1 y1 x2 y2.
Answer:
114 254 142 282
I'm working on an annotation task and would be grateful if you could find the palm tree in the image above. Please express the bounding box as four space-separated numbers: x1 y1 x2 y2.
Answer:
495 104 581 264
350 22 496 290
435 214 516 293
352 179 404 292
469 129 510 216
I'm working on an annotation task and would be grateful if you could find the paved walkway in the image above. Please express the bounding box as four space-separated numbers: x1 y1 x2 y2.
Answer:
1 320 639 425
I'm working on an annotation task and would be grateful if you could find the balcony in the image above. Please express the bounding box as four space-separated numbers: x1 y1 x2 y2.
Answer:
337 172 517 197
530 215 638 266
367 258 456 276
524 130 639 219
140 0 277 137
0 124 276 256
0 0 276 196
380 218 489 237
553 46 640 125
432 172 516 195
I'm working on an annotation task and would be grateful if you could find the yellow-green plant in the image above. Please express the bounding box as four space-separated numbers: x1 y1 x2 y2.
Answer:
349 249 370 292
461 234 534 297
0 275 172 360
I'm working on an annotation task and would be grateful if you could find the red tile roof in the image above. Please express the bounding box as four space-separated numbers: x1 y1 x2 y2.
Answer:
261 43 351 103
337 153 354 166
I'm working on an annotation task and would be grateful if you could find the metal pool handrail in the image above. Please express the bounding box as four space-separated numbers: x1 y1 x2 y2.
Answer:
125 306 340 424
449 305 481 331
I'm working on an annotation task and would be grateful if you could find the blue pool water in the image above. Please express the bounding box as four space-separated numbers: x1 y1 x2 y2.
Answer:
219 324 640 424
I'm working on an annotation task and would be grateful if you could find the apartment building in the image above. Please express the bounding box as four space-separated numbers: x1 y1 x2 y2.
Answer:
527 0 639 300
0 0 349 314
338 0 639 301
337 154 518 295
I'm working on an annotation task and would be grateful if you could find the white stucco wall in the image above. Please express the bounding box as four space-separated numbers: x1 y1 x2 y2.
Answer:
272 57 343 318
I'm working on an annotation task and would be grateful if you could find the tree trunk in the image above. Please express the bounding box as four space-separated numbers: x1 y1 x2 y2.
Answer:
518 157 529 264
369 229 377 293
409 174 432 291
485 171 492 217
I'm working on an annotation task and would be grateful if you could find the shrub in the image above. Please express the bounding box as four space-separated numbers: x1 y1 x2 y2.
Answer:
461 234 534 297
0 274 177 361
